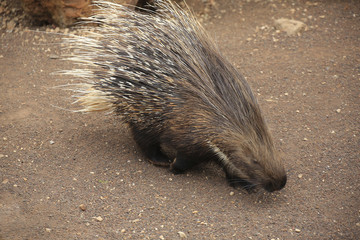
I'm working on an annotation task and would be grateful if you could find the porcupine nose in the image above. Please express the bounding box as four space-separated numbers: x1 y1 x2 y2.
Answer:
264 174 287 192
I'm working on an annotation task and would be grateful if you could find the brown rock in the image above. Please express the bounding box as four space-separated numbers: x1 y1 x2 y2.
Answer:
21 0 93 27
21 0 141 27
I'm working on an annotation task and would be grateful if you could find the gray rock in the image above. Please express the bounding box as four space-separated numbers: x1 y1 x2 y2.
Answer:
274 18 306 36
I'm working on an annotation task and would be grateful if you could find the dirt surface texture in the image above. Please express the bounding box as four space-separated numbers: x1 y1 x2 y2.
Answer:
1 0 359 239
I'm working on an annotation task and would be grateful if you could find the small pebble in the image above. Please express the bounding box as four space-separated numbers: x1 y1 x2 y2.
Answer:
336 109 341 113
178 231 187 238
295 228 301 233
6 20 16 31
230 191 235 196
49 140 55 145
298 174 303 179
45 228 52 232
93 216 103 222
303 138 308 141
121 229 126 233
79 204 87 211
49 54 59 59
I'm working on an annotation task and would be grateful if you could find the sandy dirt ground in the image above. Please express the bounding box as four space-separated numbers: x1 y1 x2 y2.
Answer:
0 0 359 239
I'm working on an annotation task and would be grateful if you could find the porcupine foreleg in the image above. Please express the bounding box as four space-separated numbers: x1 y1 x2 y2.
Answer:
170 152 201 174
129 124 171 166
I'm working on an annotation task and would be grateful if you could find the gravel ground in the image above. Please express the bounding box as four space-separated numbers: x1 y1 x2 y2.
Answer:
0 0 359 239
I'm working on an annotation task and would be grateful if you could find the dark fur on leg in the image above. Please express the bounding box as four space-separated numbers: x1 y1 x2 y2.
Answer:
130 124 171 166
170 152 199 174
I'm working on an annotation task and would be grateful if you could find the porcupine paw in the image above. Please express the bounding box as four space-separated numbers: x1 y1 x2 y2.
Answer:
169 159 184 175
147 147 172 167
169 152 197 175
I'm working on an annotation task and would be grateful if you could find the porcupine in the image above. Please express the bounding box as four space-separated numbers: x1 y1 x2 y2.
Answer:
64 0 287 192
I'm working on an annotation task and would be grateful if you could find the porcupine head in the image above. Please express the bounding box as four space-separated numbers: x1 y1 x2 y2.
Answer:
64 0 287 192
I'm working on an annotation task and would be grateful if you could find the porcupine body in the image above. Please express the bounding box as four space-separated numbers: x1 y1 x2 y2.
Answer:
65 0 287 192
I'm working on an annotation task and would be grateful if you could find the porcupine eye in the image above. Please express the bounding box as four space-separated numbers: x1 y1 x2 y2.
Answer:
251 159 260 165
